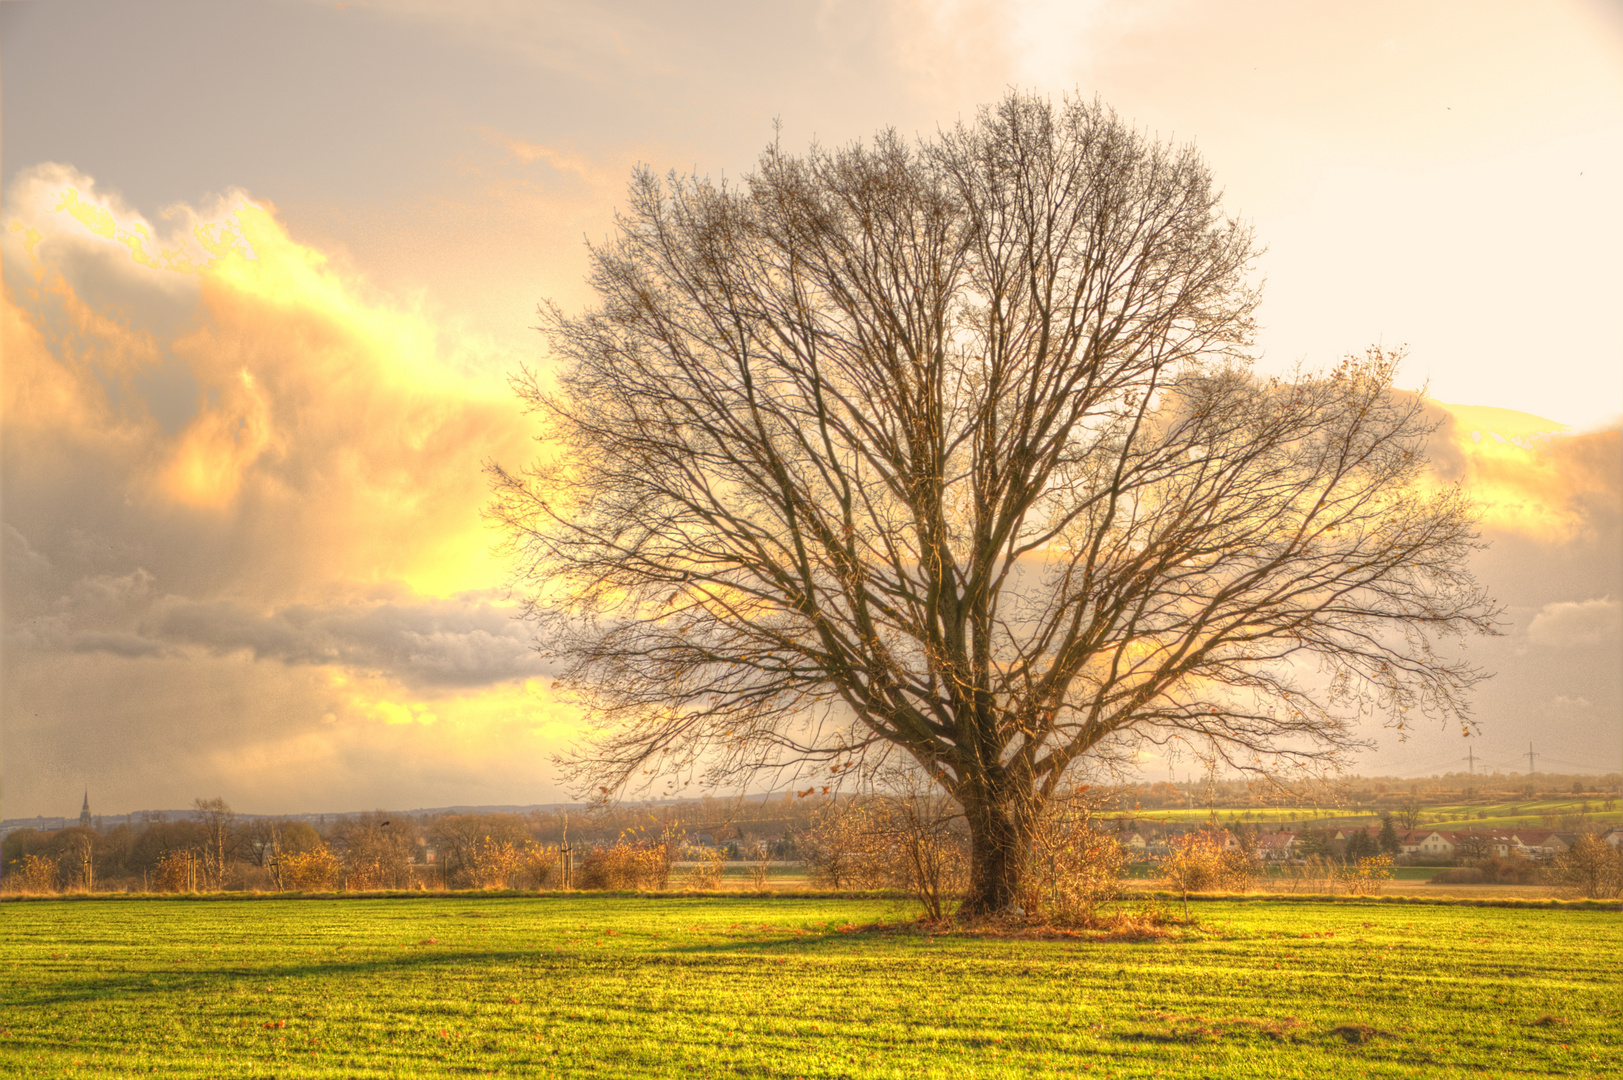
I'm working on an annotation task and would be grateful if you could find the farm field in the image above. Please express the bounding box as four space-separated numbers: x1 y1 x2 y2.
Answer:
1134 800 1620 834
4 896 1620 1079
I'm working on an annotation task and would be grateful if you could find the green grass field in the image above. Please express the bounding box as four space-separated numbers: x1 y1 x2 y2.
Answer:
3 895 1619 1078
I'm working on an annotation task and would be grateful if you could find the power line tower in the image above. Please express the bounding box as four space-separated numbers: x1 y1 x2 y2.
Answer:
1526 742 1538 777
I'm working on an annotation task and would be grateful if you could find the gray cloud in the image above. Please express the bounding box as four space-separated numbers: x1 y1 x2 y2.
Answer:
152 595 553 688
4 523 549 688
69 631 170 659
13 584 550 690
1527 597 1622 649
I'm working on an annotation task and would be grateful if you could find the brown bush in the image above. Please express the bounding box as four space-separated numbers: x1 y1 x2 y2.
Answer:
1161 831 1256 917
574 823 683 891
1477 856 1540 885
278 846 342 891
430 813 532 885
799 802 886 889
462 838 526 889
152 849 199 892
332 813 415 890
1276 855 1340 893
576 843 663 890
1546 834 1623 899
682 847 726 890
1431 856 1540 886
799 791 968 919
7 852 60 893
1024 807 1127 924
1337 854 1394 895
522 843 559 889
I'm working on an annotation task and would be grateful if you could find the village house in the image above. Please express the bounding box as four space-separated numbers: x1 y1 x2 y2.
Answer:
1408 830 1457 859
1252 831 1296 861
1459 832 1521 858
1508 829 1571 860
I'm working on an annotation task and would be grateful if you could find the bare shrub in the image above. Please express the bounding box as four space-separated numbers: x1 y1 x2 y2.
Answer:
430 813 531 886
278 846 341 891
744 844 771 890
9 852 59 893
463 838 527 889
577 824 684 890
1024 798 1127 925
887 791 970 922
332 813 414 890
1546 834 1623 899
799 803 881 889
576 844 653 890
799 786 968 919
1435 855 1540 887
1337 854 1393 895
152 849 199 892
523 843 559 889
1161 831 1256 917
1276 855 1339 894
459 838 559 890
682 846 726 890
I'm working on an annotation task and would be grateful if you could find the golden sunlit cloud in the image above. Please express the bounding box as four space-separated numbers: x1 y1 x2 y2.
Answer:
1426 399 1620 541
3 164 530 598
2 164 580 808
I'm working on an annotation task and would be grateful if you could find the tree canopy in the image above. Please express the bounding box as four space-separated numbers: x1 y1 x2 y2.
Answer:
490 92 1498 914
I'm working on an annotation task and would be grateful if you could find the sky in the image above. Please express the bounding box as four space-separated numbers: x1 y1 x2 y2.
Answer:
3 0 1621 818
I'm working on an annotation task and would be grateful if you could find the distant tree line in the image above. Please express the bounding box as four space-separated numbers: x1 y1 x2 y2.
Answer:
4 778 1618 901
0 792 840 895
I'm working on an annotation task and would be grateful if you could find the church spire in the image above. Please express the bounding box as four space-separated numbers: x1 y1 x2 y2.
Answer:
80 791 92 828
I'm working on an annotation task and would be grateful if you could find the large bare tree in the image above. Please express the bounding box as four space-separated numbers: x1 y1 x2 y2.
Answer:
490 93 1497 915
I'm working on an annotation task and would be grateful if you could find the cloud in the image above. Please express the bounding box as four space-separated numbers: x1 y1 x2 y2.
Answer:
3 523 53 578
2 164 532 598
2 165 568 814
69 632 170 659
153 594 553 688
1421 398 1623 543
1527 597 1623 648
2 648 578 816
4 522 548 687
480 127 599 179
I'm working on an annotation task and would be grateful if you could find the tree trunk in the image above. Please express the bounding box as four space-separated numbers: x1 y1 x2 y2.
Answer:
959 787 1031 918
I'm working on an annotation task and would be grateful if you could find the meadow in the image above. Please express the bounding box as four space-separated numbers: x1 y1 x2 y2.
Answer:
3 895 1619 1079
